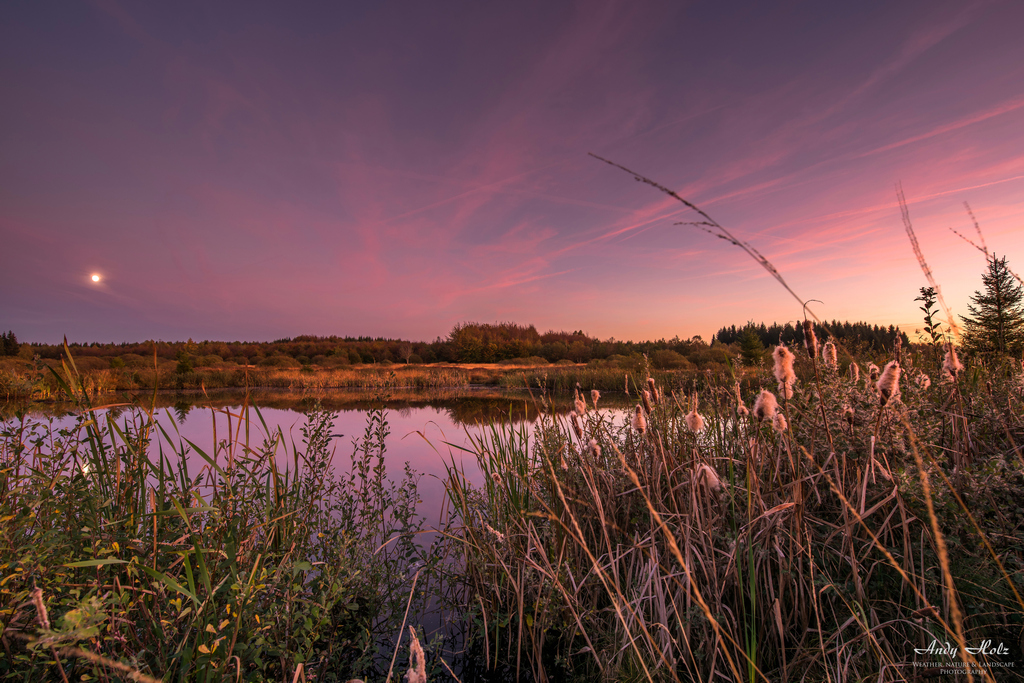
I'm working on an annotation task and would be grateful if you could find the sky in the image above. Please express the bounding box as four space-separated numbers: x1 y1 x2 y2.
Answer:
2 0 1023 344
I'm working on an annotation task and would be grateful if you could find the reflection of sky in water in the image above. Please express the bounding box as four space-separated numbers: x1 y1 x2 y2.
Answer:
9 397 631 525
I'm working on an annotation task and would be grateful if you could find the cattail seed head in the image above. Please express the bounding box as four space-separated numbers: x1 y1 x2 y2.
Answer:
942 344 963 382
571 413 584 441
868 363 880 382
631 405 647 434
849 362 860 382
773 345 796 385
773 412 788 433
591 389 600 406
588 438 601 458
642 390 653 414
916 373 931 390
694 463 723 493
753 389 778 422
31 587 50 630
685 410 705 434
823 341 838 369
406 627 428 683
802 320 818 358
877 360 901 406
574 395 586 416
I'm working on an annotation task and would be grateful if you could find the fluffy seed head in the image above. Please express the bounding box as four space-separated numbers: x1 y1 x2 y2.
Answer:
753 389 778 422
591 389 601 406
631 405 647 434
916 373 931 390
694 463 723 493
849 362 860 382
588 438 601 458
685 410 705 434
642 390 653 414
574 396 586 416
942 344 963 382
405 628 427 683
31 587 50 630
842 404 854 425
773 413 788 433
773 345 796 385
877 360 901 406
868 363 880 381
823 341 838 369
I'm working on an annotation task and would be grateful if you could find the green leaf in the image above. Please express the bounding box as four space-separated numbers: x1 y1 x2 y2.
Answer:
64 558 128 568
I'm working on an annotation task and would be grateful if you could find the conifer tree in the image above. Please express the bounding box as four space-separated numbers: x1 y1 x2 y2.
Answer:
960 255 1024 356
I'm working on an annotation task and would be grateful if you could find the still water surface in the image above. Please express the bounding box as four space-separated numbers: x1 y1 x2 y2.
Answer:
7 387 633 522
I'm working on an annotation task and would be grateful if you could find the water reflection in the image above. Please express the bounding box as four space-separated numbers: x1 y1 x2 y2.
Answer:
3 386 634 424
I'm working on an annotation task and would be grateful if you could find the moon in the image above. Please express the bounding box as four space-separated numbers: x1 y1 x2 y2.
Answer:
91 274 101 283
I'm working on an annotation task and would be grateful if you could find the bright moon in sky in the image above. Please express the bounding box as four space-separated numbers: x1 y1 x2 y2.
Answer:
91 274 101 283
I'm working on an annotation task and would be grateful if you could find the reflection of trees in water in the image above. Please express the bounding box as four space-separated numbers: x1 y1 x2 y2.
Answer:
5 387 634 425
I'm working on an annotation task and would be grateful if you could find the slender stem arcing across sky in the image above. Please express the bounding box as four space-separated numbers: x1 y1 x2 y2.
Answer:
589 153 821 322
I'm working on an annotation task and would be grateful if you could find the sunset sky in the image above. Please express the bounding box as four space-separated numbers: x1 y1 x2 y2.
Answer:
3 0 1023 344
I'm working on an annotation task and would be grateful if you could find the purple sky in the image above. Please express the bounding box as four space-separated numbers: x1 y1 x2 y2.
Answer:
3 1 1024 344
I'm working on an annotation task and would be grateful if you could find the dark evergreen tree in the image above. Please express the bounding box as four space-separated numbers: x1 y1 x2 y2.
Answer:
960 255 1024 356
738 326 766 365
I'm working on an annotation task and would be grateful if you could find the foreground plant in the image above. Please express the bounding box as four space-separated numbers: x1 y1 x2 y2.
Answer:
0 346 433 682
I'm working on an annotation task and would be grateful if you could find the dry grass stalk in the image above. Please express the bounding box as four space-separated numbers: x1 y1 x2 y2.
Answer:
897 183 962 339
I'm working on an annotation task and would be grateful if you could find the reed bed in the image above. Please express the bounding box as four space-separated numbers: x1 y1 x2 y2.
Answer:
0 349 436 682
441 346 1024 681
